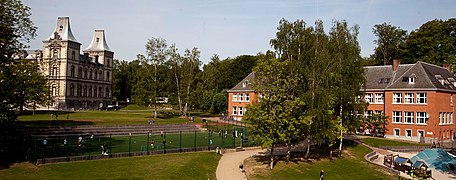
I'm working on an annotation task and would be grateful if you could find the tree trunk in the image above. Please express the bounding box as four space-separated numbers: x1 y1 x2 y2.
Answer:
174 67 183 115
153 103 157 119
183 82 191 117
305 136 310 159
286 140 291 162
270 146 274 169
338 104 343 157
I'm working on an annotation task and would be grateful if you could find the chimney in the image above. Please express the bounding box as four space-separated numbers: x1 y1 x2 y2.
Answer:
443 63 451 72
393 59 401 71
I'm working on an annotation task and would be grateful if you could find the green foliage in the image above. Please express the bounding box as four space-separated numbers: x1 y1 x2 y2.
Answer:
372 22 408 65
0 0 38 123
402 18 456 65
363 114 389 134
210 92 227 114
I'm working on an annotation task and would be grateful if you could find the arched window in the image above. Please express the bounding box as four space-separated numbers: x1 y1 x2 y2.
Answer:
100 70 103 81
95 55 99 63
105 87 109 98
106 72 110 81
70 65 75 78
70 84 74 96
94 86 97 97
98 87 102 98
77 85 82 97
78 67 82 78
83 86 87 97
107 59 110 67
94 69 98 80
52 84 57 96
89 69 93 80
72 51 75 60
89 86 92 97
84 68 88 79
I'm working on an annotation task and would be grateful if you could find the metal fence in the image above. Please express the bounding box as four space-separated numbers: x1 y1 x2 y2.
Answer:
27 126 255 164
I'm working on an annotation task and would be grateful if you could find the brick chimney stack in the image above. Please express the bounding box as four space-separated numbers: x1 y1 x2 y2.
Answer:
443 64 451 72
393 59 401 71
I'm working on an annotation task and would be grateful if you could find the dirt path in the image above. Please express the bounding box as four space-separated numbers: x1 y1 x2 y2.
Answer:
216 148 263 180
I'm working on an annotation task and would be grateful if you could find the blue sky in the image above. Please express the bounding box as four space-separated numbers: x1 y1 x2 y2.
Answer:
23 0 455 64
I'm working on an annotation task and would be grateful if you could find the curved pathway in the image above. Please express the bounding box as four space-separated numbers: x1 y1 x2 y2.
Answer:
216 148 263 180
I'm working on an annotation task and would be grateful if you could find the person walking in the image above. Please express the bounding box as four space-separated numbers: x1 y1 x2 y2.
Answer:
320 170 324 180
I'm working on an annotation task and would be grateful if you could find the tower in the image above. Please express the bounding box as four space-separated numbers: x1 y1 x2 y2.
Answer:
42 17 81 109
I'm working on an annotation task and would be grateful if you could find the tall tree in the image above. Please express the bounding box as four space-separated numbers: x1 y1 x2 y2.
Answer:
181 48 201 117
0 0 37 123
403 18 456 65
145 37 168 118
329 20 365 156
372 23 408 65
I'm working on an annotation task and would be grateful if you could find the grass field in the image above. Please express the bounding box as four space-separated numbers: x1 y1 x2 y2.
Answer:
0 152 220 180
246 142 397 179
16 108 210 126
360 136 430 147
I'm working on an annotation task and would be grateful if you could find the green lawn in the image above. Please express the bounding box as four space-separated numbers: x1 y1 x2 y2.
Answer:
360 137 430 148
0 152 220 180
16 109 209 126
246 142 397 180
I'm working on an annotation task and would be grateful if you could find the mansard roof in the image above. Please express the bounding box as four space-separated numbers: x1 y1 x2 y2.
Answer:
45 17 79 43
364 61 456 92
228 72 255 92
84 29 112 52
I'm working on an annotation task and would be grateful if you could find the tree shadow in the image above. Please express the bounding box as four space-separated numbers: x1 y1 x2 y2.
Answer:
15 120 95 126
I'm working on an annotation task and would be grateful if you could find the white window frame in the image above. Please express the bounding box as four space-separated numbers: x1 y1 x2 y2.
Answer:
404 111 414 124
232 106 237 115
394 128 400 137
417 93 427 104
375 110 384 115
245 93 250 102
232 93 238 102
439 112 444 125
404 93 414 104
365 110 373 119
416 112 427 124
375 93 384 104
405 129 412 137
239 107 243 116
393 111 402 123
239 94 244 102
393 93 402 104
409 77 415 84
364 93 373 103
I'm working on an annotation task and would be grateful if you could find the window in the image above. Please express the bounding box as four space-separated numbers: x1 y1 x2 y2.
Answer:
375 93 384 104
70 66 75 78
404 93 414 104
106 72 110 81
95 70 98 80
95 55 99 63
84 68 88 79
409 76 415 84
232 106 237 115
239 107 243 115
89 87 92 97
94 86 97 97
416 112 427 124
89 69 92 80
107 59 110 67
451 113 454 124
52 84 57 96
242 81 246 88
106 87 110 98
418 130 425 138
72 51 75 60
440 112 444 124
245 93 250 102
417 93 427 104
78 85 82 97
232 93 238 102
394 129 400 137
365 110 373 119
99 70 103 81
70 84 74 96
78 67 82 78
83 86 87 97
404 112 414 124
393 93 402 104
393 111 402 123
99 87 102 98
239 94 244 101
375 110 384 115
406 129 412 137
365 93 373 103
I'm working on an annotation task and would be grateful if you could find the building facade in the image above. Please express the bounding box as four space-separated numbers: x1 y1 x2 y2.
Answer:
364 60 455 143
227 72 256 121
26 17 113 110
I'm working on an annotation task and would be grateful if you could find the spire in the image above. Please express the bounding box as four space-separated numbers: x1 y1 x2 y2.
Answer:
84 29 112 52
46 17 79 43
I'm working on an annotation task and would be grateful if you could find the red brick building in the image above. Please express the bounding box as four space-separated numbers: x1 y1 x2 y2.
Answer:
364 60 455 143
227 72 256 121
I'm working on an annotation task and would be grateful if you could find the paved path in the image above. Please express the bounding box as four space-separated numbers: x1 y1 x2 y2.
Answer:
216 148 263 180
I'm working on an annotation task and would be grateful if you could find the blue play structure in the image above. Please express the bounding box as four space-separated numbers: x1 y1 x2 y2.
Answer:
410 148 456 174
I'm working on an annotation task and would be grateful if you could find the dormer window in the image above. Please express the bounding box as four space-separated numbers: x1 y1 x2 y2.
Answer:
96 38 100 43
242 81 248 88
59 25 63 32
409 75 415 84
435 75 444 85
